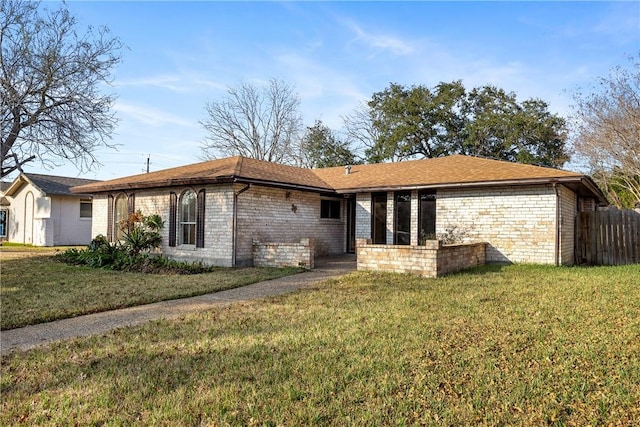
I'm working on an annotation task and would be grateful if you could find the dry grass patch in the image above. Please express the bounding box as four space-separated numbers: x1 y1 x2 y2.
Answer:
1 264 639 425
0 255 301 329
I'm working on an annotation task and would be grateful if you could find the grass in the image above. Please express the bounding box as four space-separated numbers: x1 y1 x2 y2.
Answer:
1 263 639 425
0 254 302 329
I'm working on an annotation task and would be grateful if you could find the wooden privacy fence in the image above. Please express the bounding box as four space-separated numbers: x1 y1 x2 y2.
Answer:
575 209 640 265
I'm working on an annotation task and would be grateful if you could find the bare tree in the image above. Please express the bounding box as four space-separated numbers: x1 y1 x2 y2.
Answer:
571 54 640 207
200 78 302 164
1 0 123 178
342 101 386 162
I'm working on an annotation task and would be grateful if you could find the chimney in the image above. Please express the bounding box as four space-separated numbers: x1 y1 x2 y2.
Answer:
345 165 352 175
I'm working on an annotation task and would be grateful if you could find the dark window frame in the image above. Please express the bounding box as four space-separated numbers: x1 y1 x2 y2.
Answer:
320 199 341 219
371 192 387 244
418 190 437 244
394 191 411 245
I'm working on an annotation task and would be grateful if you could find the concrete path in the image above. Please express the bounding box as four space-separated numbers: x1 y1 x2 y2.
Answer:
1 255 355 355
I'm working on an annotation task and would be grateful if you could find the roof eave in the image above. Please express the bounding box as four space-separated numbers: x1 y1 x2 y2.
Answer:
71 176 237 194
332 176 592 194
71 175 333 195
5 175 38 197
233 177 333 193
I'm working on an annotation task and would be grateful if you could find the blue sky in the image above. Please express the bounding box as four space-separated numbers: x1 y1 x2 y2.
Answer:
25 1 640 180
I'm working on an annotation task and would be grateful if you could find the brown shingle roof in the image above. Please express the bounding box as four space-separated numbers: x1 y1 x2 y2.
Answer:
72 156 332 193
72 154 604 202
314 155 584 192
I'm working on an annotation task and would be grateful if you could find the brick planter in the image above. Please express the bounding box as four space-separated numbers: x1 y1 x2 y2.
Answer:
356 239 486 277
253 238 315 269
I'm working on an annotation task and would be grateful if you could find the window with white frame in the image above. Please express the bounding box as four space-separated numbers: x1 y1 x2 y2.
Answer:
80 199 92 219
180 190 197 245
114 194 128 240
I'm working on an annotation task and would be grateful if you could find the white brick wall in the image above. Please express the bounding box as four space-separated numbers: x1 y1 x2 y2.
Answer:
90 186 235 266
438 185 557 264
353 184 570 265
91 184 347 267
355 193 371 239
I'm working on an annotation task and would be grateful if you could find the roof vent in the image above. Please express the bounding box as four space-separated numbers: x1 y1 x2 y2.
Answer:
345 165 352 175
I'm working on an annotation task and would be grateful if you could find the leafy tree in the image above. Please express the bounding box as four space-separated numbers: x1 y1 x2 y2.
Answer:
350 81 569 167
200 78 303 164
571 54 640 207
462 86 568 166
363 81 466 163
1 0 123 178
299 120 359 168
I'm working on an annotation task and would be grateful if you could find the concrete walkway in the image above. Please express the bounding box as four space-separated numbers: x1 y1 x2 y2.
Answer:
1 255 356 355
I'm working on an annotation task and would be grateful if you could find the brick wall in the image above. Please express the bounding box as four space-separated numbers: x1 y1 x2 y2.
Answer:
558 185 577 265
355 193 371 239
92 184 346 267
252 238 315 269
356 239 486 277
235 185 344 265
437 185 558 264
353 185 565 264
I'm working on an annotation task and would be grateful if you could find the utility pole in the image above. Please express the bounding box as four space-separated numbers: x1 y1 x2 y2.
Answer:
146 155 150 173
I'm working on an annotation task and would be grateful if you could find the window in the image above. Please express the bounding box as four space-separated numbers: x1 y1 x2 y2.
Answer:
0 209 7 238
169 189 205 248
418 191 436 244
320 199 341 219
114 194 128 240
180 190 197 245
394 192 411 245
80 200 92 219
371 192 387 244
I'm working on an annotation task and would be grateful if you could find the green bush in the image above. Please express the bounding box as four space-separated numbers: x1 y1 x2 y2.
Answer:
56 235 219 275
120 212 163 256
56 212 222 274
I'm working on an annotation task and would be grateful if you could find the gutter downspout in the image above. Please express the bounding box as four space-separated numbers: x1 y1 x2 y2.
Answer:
232 183 251 267
552 181 560 266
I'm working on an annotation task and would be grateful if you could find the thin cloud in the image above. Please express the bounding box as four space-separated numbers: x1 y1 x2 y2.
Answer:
343 19 415 56
115 101 197 128
116 75 190 92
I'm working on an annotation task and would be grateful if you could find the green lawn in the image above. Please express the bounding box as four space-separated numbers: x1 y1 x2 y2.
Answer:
0 254 301 329
1 263 639 425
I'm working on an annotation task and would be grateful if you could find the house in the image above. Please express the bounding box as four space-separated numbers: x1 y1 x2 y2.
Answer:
71 155 606 268
1 173 99 246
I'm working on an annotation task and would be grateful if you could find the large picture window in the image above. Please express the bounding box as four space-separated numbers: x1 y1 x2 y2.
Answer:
180 190 197 245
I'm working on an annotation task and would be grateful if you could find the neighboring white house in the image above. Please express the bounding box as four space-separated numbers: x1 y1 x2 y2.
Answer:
1 173 99 246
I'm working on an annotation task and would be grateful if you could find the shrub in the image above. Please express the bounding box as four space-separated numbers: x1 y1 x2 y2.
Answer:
119 211 164 257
